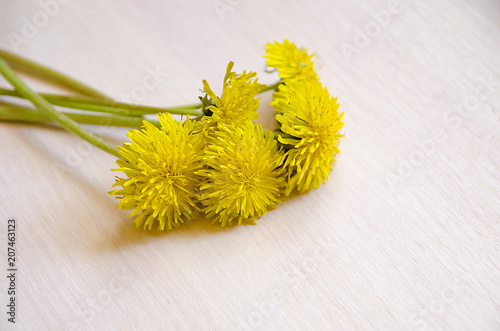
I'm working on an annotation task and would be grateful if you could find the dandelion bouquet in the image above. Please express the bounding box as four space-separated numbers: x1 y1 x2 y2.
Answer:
0 40 344 231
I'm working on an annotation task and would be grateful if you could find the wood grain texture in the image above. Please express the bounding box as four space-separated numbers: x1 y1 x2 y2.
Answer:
0 1 499 330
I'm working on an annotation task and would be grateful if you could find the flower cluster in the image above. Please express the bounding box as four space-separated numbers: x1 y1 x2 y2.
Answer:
272 80 344 195
109 40 344 230
199 122 285 227
109 114 204 230
201 61 264 131
264 40 318 82
266 40 344 195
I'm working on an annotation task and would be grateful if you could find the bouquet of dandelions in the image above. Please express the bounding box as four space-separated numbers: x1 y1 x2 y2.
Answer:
0 40 344 231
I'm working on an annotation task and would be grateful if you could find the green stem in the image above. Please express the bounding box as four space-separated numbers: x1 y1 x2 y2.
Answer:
0 49 112 100
0 56 120 158
0 87 203 116
0 48 281 109
0 105 160 128
42 100 146 117
259 80 282 93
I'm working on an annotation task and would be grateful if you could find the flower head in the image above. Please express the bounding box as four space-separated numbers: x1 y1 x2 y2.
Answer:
271 80 344 195
109 113 204 230
198 122 285 227
264 40 318 82
201 61 264 131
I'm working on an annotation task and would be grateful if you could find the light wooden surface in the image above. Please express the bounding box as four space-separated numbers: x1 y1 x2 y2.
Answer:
1 1 499 330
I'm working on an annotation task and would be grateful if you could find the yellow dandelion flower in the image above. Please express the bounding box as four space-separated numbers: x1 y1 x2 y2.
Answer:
201 61 264 130
198 122 285 227
271 79 344 195
109 113 204 231
264 40 318 82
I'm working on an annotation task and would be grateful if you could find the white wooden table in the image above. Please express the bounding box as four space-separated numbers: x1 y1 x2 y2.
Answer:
0 1 499 330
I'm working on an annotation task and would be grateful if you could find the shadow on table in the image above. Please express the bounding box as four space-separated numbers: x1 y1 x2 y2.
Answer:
96 212 250 252
96 190 303 252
